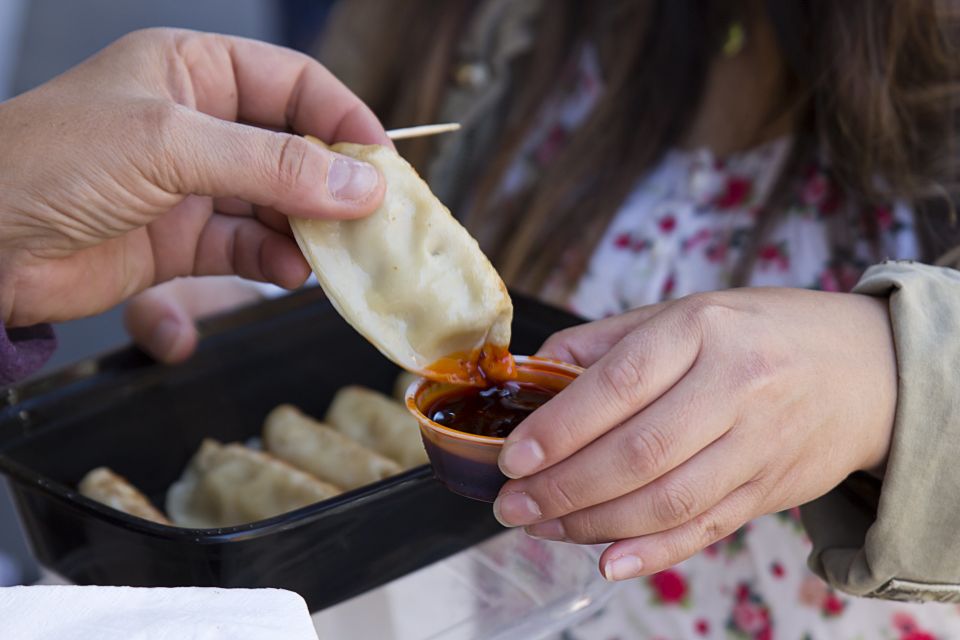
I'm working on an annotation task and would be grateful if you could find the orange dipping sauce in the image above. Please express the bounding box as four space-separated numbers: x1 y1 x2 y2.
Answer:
425 344 517 386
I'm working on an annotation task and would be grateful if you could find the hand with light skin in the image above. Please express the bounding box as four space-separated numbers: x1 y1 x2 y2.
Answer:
0 28 390 329
492 288 898 582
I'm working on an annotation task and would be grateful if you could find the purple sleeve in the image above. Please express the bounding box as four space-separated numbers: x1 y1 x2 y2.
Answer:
0 323 56 386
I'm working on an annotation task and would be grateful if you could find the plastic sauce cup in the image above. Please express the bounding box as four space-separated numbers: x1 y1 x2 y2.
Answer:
406 356 583 502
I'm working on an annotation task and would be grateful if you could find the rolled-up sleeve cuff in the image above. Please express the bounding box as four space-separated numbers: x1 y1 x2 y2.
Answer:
801 260 960 602
0 323 56 386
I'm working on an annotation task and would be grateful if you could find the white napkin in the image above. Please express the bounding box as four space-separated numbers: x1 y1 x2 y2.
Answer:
0 585 319 640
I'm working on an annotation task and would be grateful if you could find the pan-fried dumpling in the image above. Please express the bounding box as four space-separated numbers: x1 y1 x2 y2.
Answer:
79 467 170 525
166 439 341 528
325 386 428 468
290 141 514 385
264 405 402 490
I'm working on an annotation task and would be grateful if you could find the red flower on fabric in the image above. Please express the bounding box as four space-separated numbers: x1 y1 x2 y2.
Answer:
732 601 769 634
757 242 790 271
662 273 676 298
649 569 688 604
706 241 728 263
695 618 710 635
614 232 632 249
874 205 894 230
534 124 569 166
770 562 785 579
682 228 712 253
892 611 937 638
736 583 751 603
818 264 862 293
714 176 752 209
658 214 677 233
800 164 842 215
822 593 846 617
802 170 828 206
894 612 918 633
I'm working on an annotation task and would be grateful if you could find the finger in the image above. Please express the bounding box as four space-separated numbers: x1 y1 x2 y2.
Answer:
598 482 763 581
536 303 669 366
499 306 702 479
192 214 311 287
495 362 738 525
212 201 292 236
212 197 252 216
124 283 199 364
522 431 761 543
253 206 294 236
156 110 386 220
170 31 391 147
124 277 266 363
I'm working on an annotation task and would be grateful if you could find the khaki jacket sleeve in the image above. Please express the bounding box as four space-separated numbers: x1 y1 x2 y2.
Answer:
801 260 960 602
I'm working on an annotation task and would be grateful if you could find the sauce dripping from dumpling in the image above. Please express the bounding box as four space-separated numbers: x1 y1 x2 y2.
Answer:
425 344 517 387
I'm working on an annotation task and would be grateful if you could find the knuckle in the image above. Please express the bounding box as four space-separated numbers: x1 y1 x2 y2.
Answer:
691 512 729 549
561 512 604 544
678 293 733 332
727 350 778 395
540 473 579 515
540 329 576 358
654 480 698 526
274 135 311 192
598 344 649 406
141 101 191 190
622 424 672 472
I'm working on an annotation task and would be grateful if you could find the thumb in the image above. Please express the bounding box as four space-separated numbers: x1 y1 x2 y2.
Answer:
157 109 386 219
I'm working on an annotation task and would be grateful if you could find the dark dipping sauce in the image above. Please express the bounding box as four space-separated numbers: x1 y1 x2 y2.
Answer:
427 381 555 438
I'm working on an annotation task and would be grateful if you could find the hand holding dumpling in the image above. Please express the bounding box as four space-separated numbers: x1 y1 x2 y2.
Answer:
0 28 389 328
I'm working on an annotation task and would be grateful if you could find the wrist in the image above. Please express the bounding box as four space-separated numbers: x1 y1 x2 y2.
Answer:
854 294 897 477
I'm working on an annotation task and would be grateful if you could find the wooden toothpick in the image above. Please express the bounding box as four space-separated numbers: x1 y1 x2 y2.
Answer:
385 123 461 140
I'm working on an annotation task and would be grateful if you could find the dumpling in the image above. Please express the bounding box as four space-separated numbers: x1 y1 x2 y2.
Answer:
166 439 341 528
79 467 170 525
290 140 515 386
325 386 428 469
263 405 402 490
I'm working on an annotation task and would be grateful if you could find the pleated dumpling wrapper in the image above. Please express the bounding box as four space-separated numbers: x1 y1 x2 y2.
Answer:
264 404 402 490
166 439 341 528
290 140 515 386
79 467 170 525
326 385 428 468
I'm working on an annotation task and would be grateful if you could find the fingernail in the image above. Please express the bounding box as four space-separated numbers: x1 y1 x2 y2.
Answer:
327 156 379 202
525 519 566 541
493 492 541 527
603 555 643 581
151 317 182 358
500 439 545 478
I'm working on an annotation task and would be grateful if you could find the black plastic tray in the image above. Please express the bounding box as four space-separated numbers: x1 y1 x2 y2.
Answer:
0 287 583 611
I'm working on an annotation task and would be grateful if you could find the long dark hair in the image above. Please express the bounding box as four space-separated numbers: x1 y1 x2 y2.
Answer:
323 0 960 296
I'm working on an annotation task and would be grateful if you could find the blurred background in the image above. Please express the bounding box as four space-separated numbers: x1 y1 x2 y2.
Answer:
0 0 335 585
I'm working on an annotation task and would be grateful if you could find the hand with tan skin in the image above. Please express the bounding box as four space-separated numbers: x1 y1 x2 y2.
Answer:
0 28 390 330
492 289 898 582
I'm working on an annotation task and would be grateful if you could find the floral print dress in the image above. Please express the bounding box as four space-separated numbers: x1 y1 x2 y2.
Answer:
501 46 960 640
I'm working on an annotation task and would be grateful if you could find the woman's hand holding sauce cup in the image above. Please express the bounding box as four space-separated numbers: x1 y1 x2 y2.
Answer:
491 289 899 582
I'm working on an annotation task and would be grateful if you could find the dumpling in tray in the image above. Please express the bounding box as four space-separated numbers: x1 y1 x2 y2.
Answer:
79 466 170 525
166 439 341 528
326 386 428 469
264 405 402 490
